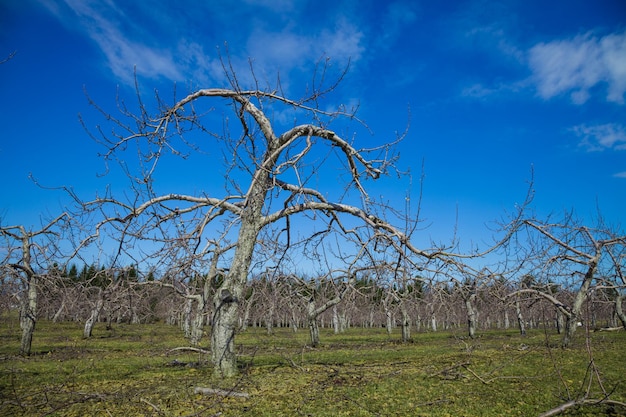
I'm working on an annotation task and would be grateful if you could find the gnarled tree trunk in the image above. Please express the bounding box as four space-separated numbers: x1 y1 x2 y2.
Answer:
307 298 321 347
211 214 262 377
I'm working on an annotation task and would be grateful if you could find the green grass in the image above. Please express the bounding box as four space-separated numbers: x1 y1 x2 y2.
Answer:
1 316 625 416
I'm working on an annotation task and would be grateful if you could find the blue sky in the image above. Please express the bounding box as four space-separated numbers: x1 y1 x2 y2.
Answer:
1 0 625 256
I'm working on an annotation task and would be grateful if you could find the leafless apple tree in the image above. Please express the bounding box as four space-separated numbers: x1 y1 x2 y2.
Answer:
506 213 625 347
0 214 69 355
73 61 527 378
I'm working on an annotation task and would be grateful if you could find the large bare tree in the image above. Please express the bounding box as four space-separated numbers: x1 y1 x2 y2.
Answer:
76 63 526 377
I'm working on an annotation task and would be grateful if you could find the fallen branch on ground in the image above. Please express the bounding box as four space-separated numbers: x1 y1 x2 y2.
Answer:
167 346 210 355
194 387 250 398
538 398 626 417
594 327 624 332
462 364 489 384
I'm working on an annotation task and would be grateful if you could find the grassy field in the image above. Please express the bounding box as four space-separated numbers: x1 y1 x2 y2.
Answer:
1 317 625 416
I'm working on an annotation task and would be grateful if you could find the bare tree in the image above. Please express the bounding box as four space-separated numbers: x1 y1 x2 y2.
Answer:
606 247 626 329
74 61 528 377
507 216 625 347
0 214 68 355
293 271 355 347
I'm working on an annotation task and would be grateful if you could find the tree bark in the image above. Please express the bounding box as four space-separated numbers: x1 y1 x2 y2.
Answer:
84 290 104 338
555 311 565 334
211 216 262 377
20 275 38 356
465 293 477 339
400 303 411 342
307 299 321 347
182 297 193 338
265 300 275 335
562 263 596 348
211 295 239 377
515 299 526 336
52 298 66 322
190 296 206 346
614 293 626 330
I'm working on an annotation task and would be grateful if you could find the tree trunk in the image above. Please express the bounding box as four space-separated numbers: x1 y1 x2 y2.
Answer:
386 309 393 335
20 275 38 356
190 296 206 346
339 311 348 332
307 298 321 347
400 303 411 342
555 311 565 334
84 293 104 338
182 298 193 338
211 217 261 377
52 299 66 322
129 292 140 324
465 293 477 339
615 293 626 330
265 301 275 335
562 264 595 348
308 317 320 347
515 299 526 336
210 142 274 376
211 294 239 376
241 296 253 332
290 308 299 332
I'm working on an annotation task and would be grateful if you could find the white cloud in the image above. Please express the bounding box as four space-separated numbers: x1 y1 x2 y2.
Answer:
42 0 365 90
247 19 364 69
247 29 312 69
95 32 182 83
570 123 626 151
242 18 364 93
613 172 626 178
318 19 365 63
43 0 182 84
528 30 626 104
600 32 626 103
175 41 225 86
